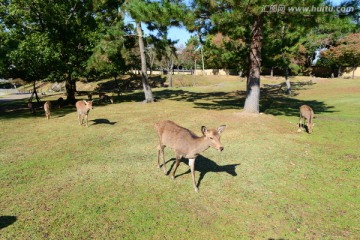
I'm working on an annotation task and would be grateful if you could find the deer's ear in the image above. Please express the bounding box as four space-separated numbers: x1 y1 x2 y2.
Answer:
201 126 207 135
83 100 88 104
217 125 226 134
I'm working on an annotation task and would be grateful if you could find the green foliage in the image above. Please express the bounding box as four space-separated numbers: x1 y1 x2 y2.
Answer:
0 0 125 83
86 21 128 80
202 33 246 70
7 33 61 81
320 33 360 77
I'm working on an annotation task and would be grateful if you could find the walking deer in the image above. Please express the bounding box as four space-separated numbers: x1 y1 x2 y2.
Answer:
75 100 93 127
155 120 226 192
298 105 315 134
44 101 51 120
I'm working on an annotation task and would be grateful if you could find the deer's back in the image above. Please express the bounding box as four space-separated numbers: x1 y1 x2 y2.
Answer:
155 120 199 149
44 101 51 110
300 105 314 120
76 101 88 114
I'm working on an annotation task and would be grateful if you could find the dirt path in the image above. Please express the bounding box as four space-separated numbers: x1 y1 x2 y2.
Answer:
0 93 32 103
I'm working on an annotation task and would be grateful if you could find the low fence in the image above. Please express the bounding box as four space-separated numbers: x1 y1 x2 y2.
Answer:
129 69 238 76
0 89 33 94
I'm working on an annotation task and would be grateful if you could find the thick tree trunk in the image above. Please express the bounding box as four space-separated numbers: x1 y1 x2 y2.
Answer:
243 18 262 113
65 73 76 104
136 22 154 103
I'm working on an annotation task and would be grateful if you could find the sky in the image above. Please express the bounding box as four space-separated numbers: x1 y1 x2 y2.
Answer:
133 0 348 47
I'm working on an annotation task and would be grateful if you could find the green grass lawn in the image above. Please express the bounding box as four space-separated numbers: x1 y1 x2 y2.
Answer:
1 76 359 239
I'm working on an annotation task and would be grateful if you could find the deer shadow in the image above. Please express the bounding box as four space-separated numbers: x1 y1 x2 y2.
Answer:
0 216 17 229
90 118 117 125
165 155 239 190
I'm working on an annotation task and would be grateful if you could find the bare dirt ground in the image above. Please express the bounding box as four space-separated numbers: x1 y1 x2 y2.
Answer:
0 93 32 103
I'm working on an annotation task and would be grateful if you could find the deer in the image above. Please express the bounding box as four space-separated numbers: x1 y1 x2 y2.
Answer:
100 94 113 104
27 101 35 114
75 100 93 127
298 105 315 134
44 101 51 120
57 97 64 109
155 120 226 192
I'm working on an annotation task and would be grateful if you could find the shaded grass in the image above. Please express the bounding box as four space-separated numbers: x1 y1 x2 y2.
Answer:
0 77 359 239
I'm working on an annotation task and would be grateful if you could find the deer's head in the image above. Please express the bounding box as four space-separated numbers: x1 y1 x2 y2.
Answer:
201 125 226 151
83 100 93 110
307 122 314 134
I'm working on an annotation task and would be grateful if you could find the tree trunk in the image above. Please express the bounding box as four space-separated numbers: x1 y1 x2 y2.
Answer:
193 59 197 86
243 18 262 113
201 46 205 75
285 66 291 94
352 66 355 79
167 57 174 87
136 22 154 103
270 67 274 77
65 73 76 104
32 80 40 104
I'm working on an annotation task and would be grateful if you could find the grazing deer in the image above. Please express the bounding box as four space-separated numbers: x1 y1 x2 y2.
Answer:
27 101 35 114
298 105 315 134
75 100 93 127
100 94 113 104
155 120 226 192
57 97 64 109
44 101 51 120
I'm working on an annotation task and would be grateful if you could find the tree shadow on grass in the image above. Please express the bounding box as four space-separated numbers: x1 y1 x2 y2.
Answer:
1 81 336 119
259 88 336 116
0 98 77 120
119 82 336 116
0 216 17 229
163 155 239 190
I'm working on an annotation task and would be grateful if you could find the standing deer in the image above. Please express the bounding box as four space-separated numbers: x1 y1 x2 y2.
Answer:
298 105 315 134
75 100 93 127
27 101 35 114
100 94 113 104
44 101 51 120
57 97 64 109
155 120 226 192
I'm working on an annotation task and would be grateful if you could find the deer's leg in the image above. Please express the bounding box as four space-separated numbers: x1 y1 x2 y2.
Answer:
78 113 82 125
171 153 181 180
157 144 167 174
157 144 162 169
189 158 199 192
298 116 303 132
161 146 167 174
85 114 89 127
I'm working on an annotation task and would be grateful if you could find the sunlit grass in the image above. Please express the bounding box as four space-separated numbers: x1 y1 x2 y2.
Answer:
0 76 359 239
